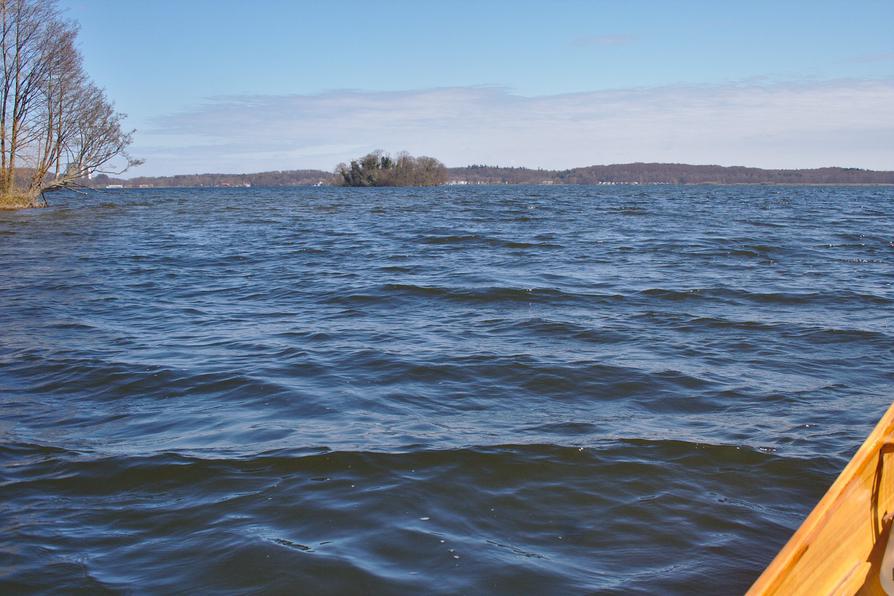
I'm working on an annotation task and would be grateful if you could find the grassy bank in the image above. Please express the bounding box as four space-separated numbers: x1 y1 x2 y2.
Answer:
0 193 42 210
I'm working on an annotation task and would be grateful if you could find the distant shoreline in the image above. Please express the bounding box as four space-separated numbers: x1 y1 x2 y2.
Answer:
92 162 894 189
91 181 894 190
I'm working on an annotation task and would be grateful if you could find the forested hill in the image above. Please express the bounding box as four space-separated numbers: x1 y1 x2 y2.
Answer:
448 163 894 185
93 163 894 188
93 169 333 188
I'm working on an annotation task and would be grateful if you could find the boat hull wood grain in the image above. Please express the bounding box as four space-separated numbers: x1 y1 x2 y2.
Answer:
749 401 894 595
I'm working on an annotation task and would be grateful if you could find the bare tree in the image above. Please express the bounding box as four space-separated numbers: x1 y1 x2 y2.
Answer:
0 0 138 208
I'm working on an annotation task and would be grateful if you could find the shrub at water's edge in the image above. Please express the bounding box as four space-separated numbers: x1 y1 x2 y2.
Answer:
0 0 138 209
0 193 34 210
335 151 448 187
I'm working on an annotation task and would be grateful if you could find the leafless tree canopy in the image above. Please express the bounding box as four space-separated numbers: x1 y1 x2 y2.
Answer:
0 0 137 206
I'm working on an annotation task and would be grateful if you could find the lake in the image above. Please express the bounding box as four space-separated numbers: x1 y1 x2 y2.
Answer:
1 185 892 593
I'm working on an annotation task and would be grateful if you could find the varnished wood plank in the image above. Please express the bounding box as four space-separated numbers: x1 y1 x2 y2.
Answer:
749 401 894 596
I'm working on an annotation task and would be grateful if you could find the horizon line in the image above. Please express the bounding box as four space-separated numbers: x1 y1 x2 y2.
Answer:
110 161 894 180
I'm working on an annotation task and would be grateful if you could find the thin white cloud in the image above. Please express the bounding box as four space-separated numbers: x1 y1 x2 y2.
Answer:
130 79 894 176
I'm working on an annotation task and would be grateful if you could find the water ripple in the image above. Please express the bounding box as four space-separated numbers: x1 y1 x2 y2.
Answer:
1 185 892 593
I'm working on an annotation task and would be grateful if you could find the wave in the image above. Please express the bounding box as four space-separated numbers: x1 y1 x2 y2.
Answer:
1 439 832 494
480 316 629 344
325 284 591 306
639 287 892 305
417 233 561 250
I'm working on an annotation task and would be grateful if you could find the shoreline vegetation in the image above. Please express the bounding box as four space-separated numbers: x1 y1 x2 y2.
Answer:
0 0 137 210
88 161 894 190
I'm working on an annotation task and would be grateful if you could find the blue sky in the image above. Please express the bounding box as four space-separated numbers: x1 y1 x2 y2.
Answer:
60 0 894 175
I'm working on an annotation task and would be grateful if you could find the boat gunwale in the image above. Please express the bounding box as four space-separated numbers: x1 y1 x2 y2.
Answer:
748 400 894 595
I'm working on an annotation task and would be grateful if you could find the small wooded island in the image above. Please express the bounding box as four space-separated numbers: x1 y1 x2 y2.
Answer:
335 151 448 187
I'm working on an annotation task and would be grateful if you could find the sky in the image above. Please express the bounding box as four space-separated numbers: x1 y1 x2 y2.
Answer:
58 0 894 176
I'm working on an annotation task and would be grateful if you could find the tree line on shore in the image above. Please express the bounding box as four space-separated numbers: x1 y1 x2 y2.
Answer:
93 162 894 189
95 169 328 189
449 163 894 185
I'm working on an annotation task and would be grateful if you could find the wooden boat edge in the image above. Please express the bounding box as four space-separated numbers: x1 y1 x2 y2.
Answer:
748 400 894 595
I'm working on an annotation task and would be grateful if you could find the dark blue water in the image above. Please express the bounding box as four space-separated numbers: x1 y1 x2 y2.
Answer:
1 185 892 594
